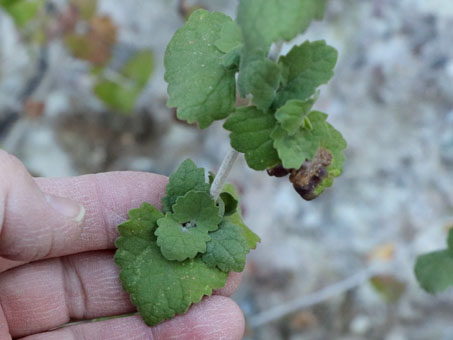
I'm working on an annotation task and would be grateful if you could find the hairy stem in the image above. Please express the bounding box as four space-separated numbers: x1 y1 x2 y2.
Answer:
210 149 239 200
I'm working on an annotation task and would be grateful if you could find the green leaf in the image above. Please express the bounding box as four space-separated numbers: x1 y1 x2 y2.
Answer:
275 97 316 135
370 275 406 303
415 229 453 294
122 50 154 88
271 111 346 170
118 203 164 240
236 0 327 54
222 184 260 250
224 106 280 170
238 57 282 111
164 9 237 129
219 192 238 216
172 191 222 232
215 20 242 53
202 221 248 272
275 40 338 107
93 80 139 113
94 50 154 112
1 0 43 28
115 203 227 326
272 111 346 197
415 250 453 294
236 0 327 106
162 159 210 213
155 214 211 261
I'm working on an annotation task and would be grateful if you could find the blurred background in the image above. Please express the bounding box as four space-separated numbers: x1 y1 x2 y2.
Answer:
1 0 453 339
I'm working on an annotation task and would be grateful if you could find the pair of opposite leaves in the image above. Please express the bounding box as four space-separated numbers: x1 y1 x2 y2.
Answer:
165 7 346 200
115 160 260 326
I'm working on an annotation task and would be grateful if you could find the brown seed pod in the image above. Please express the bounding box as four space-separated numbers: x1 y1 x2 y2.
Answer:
289 147 333 201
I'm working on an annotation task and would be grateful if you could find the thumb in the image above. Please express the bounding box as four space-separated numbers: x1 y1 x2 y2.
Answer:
0 151 85 261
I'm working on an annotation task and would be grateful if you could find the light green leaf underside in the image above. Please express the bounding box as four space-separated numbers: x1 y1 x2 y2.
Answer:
222 184 260 250
172 191 222 232
224 106 280 170
155 214 211 261
115 203 227 326
164 9 237 129
203 221 248 272
275 40 338 107
162 159 210 213
275 98 315 135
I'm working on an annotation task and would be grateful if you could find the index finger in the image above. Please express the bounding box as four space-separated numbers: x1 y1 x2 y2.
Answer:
35 171 168 256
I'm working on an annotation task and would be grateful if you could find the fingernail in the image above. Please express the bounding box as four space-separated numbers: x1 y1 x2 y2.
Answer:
45 194 86 223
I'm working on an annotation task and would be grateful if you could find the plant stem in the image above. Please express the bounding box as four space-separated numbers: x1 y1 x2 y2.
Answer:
209 40 284 203
210 149 239 200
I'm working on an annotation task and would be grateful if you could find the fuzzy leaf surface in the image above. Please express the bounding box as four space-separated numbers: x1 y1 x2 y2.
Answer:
162 159 210 213
202 221 248 272
155 214 211 261
164 9 237 128
172 191 222 232
224 106 280 170
275 40 338 107
275 98 315 135
115 203 227 326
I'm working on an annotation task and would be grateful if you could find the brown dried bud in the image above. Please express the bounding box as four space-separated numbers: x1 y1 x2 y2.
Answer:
290 147 333 201
267 164 291 177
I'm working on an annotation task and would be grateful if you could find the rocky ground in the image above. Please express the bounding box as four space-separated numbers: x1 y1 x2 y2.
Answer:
1 0 453 339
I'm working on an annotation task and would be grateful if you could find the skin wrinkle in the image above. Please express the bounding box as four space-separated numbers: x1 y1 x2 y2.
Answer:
15 295 244 340
61 257 88 320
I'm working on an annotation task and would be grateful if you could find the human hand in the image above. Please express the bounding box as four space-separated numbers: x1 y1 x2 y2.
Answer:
0 151 244 340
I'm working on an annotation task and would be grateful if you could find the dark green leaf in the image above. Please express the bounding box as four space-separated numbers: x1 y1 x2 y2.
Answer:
162 159 210 213
202 221 248 272
224 106 280 170
115 203 227 326
275 40 338 107
164 9 237 128
155 214 211 261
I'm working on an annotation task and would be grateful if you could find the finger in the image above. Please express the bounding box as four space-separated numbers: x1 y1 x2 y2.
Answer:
0 251 242 338
0 151 86 262
0 150 168 262
34 172 167 257
0 257 24 273
19 296 245 340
